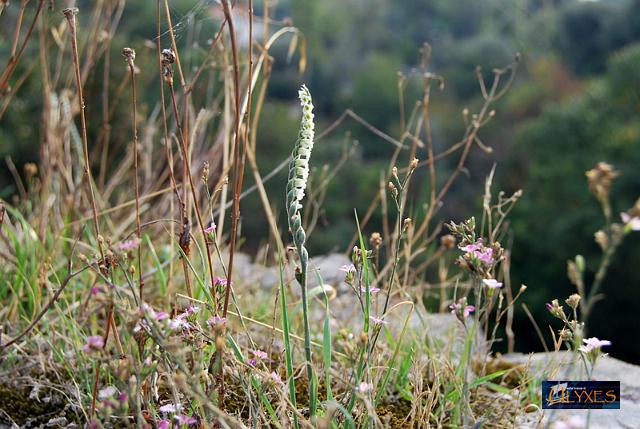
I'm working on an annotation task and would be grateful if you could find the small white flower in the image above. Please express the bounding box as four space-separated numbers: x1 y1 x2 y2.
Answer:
159 403 180 413
98 386 118 400
358 382 373 393
621 212 640 231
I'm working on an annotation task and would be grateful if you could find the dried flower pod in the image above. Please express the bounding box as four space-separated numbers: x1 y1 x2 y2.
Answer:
179 218 191 256
586 162 619 203
388 182 398 199
440 234 456 249
370 232 383 248
122 47 136 64
409 157 419 171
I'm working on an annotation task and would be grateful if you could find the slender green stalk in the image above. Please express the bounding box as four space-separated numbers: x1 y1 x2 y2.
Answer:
279 252 299 429
286 85 317 418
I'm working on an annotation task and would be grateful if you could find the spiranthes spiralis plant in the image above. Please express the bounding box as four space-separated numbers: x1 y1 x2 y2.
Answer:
286 84 317 418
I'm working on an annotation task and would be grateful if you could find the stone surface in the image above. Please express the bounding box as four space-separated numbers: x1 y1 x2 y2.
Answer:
507 351 640 429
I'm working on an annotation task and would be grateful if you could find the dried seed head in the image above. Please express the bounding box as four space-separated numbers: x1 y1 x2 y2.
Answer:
594 230 608 250
586 162 619 202
161 48 175 64
24 162 37 178
409 157 419 171
161 48 175 85
392 166 398 180
122 47 136 65
440 234 456 249
566 293 581 309
370 232 382 248
388 182 398 199
403 217 413 230
202 161 209 182
62 7 78 19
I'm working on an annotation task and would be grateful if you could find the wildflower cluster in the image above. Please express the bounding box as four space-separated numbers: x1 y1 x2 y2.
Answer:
449 297 475 323
447 218 504 281
545 293 611 372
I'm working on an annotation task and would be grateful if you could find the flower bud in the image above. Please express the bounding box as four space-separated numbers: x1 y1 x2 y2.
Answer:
440 234 456 249
409 157 419 171
566 293 581 309
388 182 398 199
370 232 382 248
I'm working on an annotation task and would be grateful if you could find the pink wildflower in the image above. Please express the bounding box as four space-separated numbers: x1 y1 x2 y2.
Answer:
159 403 179 413
206 315 227 328
185 305 199 315
482 278 503 289
155 311 169 321
579 337 611 353
251 349 268 360
339 264 356 274
204 222 216 234
83 335 104 352
214 276 228 287
621 212 640 231
176 415 198 426
476 247 494 264
449 303 475 318
157 420 170 429
269 371 284 386
361 286 380 294
168 318 190 330
358 382 373 393
369 315 388 326
459 240 482 253
118 238 140 251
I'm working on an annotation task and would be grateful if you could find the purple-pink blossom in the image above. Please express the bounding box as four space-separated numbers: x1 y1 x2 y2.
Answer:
157 420 170 429
176 415 198 426
459 240 483 253
358 382 373 393
214 276 228 287
159 403 179 413
155 311 169 321
118 238 140 251
269 371 284 386
449 303 475 318
361 286 380 294
251 349 268 360
339 264 356 274
621 212 640 231
482 278 503 289
476 247 494 264
169 317 190 330
369 315 388 326
579 337 611 353
83 335 104 352
206 315 227 328
460 239 495 265
204 222 216 234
